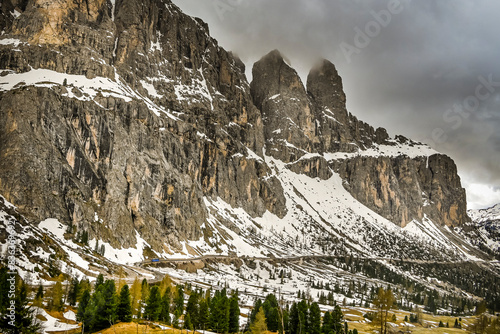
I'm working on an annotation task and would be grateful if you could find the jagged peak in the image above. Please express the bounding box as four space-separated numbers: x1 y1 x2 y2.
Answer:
306 58 345 107
251 49 306 111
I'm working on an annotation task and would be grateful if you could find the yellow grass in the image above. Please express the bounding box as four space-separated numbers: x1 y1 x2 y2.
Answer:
343 306 476 334
93 322 209 334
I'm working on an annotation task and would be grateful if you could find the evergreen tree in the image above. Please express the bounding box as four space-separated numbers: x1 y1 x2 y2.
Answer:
330 304 344 333
76 289 91 326
117 284 132 322
160 288 171 324
229 291 240 333
289 302 299 334
87 279 118 331
0 275 42 334
186 291 200 329
198 297 210 332
77 279 91 302
321 311 332 334
145 286 162 321
297 300 308 334
250 307 267 334
309 302 321 334
263 294 279 332
210 289 229 333
174 284 184 315
185 313 194 331
67 277 80 306
94 274 104 291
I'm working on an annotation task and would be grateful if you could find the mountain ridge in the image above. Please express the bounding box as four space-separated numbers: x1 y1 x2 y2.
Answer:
0 0 486 271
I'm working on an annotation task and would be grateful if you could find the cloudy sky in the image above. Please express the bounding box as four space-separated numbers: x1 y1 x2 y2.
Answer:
172 0 500 210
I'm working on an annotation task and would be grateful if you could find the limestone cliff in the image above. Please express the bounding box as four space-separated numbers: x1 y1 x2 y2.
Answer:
0 0 286 253
0 0 469 258
251 52 469 227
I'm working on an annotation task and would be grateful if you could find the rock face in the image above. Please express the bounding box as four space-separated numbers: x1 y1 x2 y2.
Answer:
331 154 468 227
0 0 469 255
251 51 469 228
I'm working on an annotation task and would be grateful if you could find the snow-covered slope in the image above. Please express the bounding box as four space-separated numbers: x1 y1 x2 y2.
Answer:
461 204 500 258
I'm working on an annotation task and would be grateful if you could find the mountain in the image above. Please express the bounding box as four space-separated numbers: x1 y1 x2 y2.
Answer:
1 0 499 313
462 204 500 258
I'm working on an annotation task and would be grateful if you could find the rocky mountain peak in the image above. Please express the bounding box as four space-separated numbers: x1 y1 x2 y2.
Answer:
307 59 346 115
251 49 318 162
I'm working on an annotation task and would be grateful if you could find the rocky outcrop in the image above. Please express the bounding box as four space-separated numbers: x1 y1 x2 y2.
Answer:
251 50 319 163
331 154 469 227
307 59 390 151
0 0 470 256
251 52 469 227
0 0 286 252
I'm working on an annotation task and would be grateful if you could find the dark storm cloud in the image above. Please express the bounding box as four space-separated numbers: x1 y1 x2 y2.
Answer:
172 0 500 209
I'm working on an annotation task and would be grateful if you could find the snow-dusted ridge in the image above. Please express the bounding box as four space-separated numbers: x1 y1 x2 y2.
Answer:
0 68 179 120
293 141 439 163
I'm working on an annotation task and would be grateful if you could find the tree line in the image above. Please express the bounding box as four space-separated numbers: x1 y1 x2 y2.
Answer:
245 293 356 334
74 273 242 333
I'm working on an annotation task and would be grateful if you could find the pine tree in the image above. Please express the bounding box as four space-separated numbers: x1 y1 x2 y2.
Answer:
95 274 104 291
174 284 185 315
297 300 308 334
289 302 299 334
263 293 279 332
250 307 267 334
210 289 229 333
87 279 118 331
186 291 200 329
0 275 42 334
309 302 321 334
321 311 331 334
160 288 171 324
185 313 194 331
229 291 240 333
330 304 344 333
77 289 90 315
145 286 162 321
198 297 210 332
67 277 80 306
117 284 132 322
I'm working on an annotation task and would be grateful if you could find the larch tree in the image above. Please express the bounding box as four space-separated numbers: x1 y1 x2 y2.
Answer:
250 307 268 334
372 287 395 334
